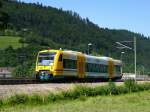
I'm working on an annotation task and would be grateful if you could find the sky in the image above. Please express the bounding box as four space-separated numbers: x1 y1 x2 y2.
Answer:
21 0 150 37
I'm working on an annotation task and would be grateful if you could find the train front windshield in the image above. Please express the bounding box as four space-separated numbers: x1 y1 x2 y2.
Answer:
38 52 56 66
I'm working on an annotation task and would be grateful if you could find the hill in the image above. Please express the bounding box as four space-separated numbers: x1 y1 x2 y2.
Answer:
0 0 150 74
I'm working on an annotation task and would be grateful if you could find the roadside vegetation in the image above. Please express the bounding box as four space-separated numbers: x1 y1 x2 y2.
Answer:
1 90 150 112
0 80 150 110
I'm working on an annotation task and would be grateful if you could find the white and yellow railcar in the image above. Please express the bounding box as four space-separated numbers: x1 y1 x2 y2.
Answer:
35 49 122 80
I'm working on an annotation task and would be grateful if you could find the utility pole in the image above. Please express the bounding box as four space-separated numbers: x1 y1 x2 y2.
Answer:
121 52 125 61
134 36 136 78
88 43 92 54
21 28 28 77
121 52 125 74
22 28 28 49
116 36 137 80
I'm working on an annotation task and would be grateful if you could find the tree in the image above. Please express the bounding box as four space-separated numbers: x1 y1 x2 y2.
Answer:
0 0 9 29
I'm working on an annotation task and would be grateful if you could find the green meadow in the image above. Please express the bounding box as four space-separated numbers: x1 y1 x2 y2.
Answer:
0 36 22 49
0 90 150 112
0 81 150 112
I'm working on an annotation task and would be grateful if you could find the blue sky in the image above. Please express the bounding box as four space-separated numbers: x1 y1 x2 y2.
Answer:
21 0 150 37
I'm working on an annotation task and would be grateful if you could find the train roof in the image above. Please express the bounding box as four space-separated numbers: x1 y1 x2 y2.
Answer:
85 54 111 60
113 59 122 65
63 50 82 54
39 49 59 53
38 49 121 64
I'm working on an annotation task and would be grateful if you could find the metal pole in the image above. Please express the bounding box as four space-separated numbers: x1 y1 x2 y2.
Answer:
121 52 125 74
121 53 122 61
88 45 89 54
88 43 92 55
121 52 125 61
134 36 136 79
21 28 28 77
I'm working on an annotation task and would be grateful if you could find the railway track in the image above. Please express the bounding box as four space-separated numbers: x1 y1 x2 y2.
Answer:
0 77 150 85
0 78 38 85
0 78 121 85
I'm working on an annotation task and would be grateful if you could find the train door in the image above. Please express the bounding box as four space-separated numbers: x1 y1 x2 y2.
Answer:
53 51 63 76
108 59 114 79
77 53 85 78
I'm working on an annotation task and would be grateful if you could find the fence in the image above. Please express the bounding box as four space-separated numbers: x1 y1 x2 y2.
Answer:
122 73 150 81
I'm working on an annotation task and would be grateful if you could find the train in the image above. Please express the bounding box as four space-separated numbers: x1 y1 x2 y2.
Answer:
35 49 122 81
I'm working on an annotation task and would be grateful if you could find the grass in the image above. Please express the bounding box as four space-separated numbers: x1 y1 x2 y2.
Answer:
0 36 22 49
0 90 150 112
0 81 150 112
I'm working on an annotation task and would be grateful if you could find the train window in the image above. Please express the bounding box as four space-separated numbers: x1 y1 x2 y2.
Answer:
63 59 77 69
38 52 56 66
100 65 102 73
86 63 90 72
39 52 56 57
115 65 121 73
86 63 88 72
99 64 108 73
95 64 98 72
86 63 105 73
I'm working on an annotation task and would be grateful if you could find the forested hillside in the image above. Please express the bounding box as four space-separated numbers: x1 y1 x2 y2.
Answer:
0 0 150 75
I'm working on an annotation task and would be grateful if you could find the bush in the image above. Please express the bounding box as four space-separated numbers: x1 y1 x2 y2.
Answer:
47 93 64 102
139 83 150 91
137 84 145 91
124 79 138 92
0 100 3 107
30 94 45 104
61 90 78 100
94 86 108 95
12 61 35 78
117 86 128 94
107 81 118 95
7 94 29 105
61 86 87 99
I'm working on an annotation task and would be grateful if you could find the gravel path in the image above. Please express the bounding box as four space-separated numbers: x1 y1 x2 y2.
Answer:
0 82 108 99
